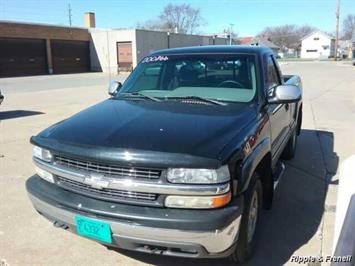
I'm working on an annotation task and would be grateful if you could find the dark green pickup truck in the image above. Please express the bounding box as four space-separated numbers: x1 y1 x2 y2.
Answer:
26 45 302 263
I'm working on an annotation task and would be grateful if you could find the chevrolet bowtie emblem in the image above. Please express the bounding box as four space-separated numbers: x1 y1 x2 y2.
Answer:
84 173 110 189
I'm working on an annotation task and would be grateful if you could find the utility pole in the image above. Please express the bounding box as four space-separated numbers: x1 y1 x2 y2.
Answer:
335 0 340 61
229 23 234 45
68 4 72 27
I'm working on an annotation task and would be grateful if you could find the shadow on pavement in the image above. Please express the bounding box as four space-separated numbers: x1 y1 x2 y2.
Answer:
111 129 338 266
0 110 44 120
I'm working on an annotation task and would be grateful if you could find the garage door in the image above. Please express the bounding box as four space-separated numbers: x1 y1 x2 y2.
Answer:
0 38 47 77
117 42 133 70
51 40 90 74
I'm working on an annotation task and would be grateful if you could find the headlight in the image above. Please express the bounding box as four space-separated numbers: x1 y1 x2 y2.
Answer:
167 165 230 184
33 145 52 162
34 166 54 183
165 192 231 209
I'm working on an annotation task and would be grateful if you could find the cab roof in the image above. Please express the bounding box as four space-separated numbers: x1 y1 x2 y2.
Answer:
150 45 272 56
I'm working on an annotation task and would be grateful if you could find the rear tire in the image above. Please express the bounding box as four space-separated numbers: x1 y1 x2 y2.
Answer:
282 129 297 160
230 175 263 263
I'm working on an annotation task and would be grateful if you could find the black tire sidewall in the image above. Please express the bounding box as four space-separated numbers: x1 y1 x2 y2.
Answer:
231 175 263 263
291 129 297 154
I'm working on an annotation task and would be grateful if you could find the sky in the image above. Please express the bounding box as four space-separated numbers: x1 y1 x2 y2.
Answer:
0 0 354 36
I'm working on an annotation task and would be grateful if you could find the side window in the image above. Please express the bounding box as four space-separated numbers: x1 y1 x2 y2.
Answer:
267 56 280 90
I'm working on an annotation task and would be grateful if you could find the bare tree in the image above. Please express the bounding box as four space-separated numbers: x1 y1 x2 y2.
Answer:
137 4 203 34
296 25 317 39
136 19 169 31
341 14 355 40
258 24 316 52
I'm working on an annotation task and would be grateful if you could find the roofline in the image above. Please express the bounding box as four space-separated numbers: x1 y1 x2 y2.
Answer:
149 45 273 56
301 30 334 41
91 27 229 39
251 37 280 48
0 20 230 40
0 20 88 31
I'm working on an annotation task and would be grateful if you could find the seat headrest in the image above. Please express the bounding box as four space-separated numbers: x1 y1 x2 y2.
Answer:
179 65 199 82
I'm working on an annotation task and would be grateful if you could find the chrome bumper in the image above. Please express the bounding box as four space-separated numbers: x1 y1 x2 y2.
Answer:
28 193 242 256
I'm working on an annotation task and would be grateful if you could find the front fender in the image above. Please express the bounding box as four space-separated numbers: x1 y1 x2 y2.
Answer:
238 136 271 194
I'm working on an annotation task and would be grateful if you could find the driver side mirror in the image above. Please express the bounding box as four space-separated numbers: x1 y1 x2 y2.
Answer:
267 84 301 104
108 81 122 96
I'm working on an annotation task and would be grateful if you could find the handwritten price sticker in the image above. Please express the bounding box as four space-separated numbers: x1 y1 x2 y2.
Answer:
142 56 169 63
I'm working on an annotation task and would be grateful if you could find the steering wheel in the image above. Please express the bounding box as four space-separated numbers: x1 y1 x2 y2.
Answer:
218 80 244 88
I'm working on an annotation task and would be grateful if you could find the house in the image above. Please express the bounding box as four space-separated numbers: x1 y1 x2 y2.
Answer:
301 31 335 59
238 36 280 56
338 40 352 59
238 36 254 45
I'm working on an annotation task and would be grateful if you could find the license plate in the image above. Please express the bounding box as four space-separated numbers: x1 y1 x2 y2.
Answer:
75 215 112 244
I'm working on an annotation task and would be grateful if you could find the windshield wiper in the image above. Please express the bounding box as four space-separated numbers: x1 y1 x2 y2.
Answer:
121 92 160 102
166 96 227 106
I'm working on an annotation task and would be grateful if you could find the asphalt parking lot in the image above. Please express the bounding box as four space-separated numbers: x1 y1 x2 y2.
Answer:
0 61 354 266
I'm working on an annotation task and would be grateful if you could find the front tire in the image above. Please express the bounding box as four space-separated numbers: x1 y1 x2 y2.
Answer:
230 175 263 263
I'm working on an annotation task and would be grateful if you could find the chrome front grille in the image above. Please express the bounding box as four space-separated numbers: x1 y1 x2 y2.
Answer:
33 156 230 207
54 156 161 180
56 176 158 202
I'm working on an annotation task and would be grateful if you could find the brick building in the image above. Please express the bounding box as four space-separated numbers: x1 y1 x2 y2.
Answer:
0 19 90 77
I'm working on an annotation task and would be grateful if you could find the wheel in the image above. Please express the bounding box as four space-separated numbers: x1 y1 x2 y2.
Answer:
282 129 297 160
230 175 263 263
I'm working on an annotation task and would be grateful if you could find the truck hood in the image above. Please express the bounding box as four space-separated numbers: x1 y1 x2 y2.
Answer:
38 99 256 160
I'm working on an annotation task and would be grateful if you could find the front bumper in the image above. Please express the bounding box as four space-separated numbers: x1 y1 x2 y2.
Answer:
26 175 243 258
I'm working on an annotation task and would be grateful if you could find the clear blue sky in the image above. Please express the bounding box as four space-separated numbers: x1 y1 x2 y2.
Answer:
0 0 354 36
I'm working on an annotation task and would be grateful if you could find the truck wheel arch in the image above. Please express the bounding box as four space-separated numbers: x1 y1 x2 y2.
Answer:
238 138 273 209
254 153 273 209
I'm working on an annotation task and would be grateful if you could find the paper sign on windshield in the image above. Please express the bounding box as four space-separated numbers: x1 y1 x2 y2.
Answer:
142 56 169 63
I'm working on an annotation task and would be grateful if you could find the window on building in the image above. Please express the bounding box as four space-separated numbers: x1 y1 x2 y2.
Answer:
306 49 318 52
314 37 320 40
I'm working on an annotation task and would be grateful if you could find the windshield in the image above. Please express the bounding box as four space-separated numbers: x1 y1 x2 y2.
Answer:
118 54 258 103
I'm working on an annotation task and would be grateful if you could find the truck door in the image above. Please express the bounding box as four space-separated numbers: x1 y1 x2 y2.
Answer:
266 55 291 159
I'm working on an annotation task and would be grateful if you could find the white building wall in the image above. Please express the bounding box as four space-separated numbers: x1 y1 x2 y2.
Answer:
301 31 334 59
89 29 136 73
90 28 230 73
